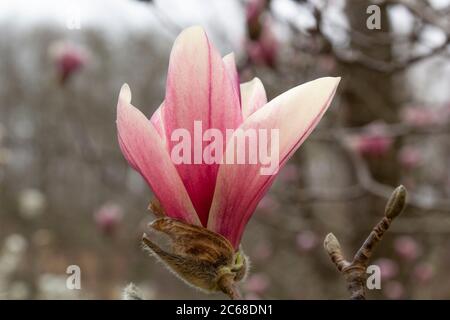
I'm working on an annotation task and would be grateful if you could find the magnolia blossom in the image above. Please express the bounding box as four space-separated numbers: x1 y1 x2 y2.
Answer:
246 23 278 67
94 203 124 235
413 262 434 283
116 26 340 250
373 258 399 281
243 273 270 294
245 0 279 67
245 0 278 67
49 40 88 84
351 123 393 157
401 106 439 128
384 281 405 300
394 236 420 261
296 230 319 252
398 146 422 169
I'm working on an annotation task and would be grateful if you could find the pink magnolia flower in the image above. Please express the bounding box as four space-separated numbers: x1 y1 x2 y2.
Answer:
246 23 278 67
398 146 422 169
49 40 88 84
384 280 405 300
412 262 434 283
116 26 340 250
251 241 273 262
401 106 439 128
245 0 278 67
394 235 420 261
296 230 319 252
246 0 266 26
94 203 123 235
244 293 262 300
351 123 393 157
243 273 270 294
373 258 399 281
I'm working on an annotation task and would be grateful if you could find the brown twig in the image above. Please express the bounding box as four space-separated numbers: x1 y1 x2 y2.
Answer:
324 185 407 299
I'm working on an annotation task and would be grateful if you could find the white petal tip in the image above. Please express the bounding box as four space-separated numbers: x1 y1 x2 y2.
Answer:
330 77 341 86
223 52 235 60
120 83 132 103
315 76 341 90
179 26 205 39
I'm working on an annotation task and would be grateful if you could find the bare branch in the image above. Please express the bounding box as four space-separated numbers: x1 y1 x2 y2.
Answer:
324 185 408 299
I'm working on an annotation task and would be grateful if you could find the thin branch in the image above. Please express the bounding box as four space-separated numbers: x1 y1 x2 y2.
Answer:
324 185 407 299
334 133 450 212
281 0 449 74
333 37 449 73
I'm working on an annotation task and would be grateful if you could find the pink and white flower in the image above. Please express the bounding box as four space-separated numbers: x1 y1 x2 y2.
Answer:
94 203 124 235
116 26 340 249
394 235 420 261
398 146 422 169
351 122 393 157
49 40 88 84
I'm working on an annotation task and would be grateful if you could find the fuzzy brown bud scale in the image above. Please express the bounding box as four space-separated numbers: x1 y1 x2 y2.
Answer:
142 217 247 299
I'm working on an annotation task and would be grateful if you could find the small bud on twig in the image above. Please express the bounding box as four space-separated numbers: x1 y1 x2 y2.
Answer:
324 185 409 299
385 185 407 219
324 233 341 252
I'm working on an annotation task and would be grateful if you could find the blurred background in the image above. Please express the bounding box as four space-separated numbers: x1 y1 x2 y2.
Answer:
0 0 449 299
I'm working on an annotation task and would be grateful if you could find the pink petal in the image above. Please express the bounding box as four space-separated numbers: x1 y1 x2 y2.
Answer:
150 102 167 146
207 77 341 248
117 84 200 226
223 53 241 105
162 26 242 226
241 77 267 119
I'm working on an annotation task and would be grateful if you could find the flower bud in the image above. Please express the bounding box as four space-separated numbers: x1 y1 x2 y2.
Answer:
142 217 248 297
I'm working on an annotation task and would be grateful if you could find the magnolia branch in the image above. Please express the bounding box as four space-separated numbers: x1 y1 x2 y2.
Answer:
324 185 407 299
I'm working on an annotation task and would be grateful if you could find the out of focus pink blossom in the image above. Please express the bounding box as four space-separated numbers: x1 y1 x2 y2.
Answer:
252 241 273 261
245 0 278 67
246 0 266 25
398 146 422 169
94 203 123 235
351 123 393 157
244 293 262 300
384 281 405 299
246 23 278 67
394 236 420 261
353 131 393 157
296 230 319 252
413 262 434 283
49 40 89 84
401 106 439 128
373 258 399 280
244 273 270 294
